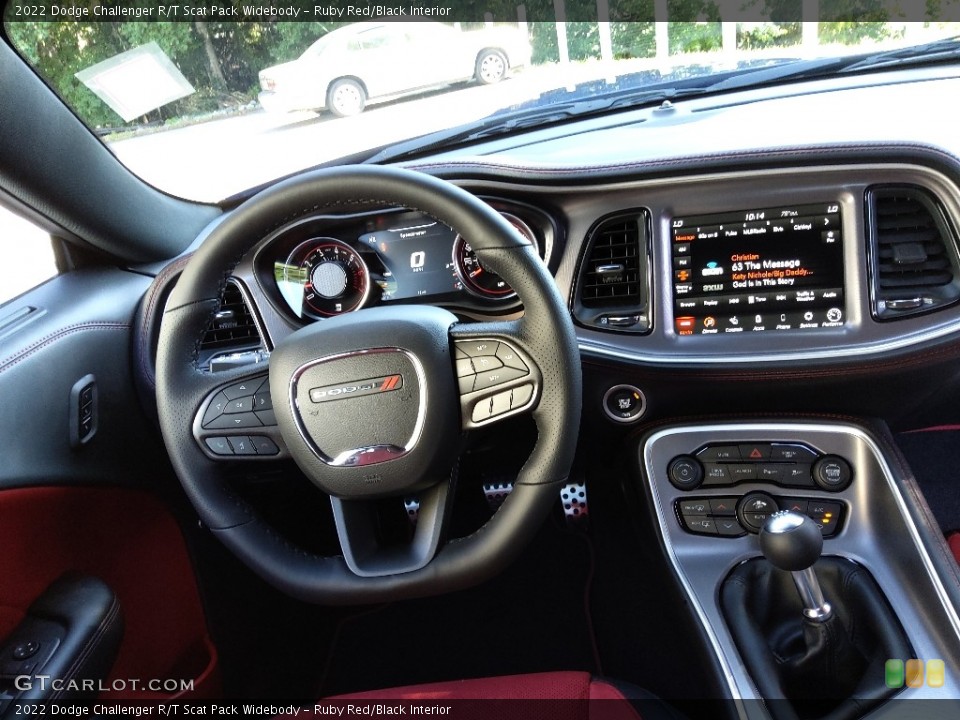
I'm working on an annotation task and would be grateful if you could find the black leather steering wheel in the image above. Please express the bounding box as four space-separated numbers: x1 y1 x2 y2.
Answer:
156 166 581 604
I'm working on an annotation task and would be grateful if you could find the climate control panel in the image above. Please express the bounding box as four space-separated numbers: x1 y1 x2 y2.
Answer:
675 492 844 538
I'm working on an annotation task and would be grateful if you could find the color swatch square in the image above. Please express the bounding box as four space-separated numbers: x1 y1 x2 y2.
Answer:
906 659 924 688
885 659 905 688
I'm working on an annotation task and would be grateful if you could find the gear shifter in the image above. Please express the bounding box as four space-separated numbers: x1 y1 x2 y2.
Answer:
721 509 912 719
759 510 832 622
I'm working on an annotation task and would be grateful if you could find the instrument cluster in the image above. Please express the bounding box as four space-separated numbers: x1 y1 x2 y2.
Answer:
260 201 557 321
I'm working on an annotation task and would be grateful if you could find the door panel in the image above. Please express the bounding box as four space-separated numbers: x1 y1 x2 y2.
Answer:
0 266 219 698
0 268 160 487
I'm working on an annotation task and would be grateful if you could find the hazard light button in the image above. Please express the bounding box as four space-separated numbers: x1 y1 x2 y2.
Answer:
738 443 771 460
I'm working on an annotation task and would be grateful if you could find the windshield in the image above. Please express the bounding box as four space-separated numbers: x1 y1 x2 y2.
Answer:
5 5 960 202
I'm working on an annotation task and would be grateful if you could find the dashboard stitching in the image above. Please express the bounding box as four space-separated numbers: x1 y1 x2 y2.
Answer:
0 323 128 376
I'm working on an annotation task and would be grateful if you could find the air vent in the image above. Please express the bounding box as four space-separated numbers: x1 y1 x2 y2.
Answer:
581 217 642 304
573 211 651 333
868 186 960 320
199 281 262 350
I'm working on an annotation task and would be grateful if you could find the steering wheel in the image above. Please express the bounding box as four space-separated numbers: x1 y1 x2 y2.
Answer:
156 166 581 604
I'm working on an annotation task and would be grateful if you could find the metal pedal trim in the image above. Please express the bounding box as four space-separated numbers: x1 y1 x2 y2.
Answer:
482 482 514 511
561 482 588 525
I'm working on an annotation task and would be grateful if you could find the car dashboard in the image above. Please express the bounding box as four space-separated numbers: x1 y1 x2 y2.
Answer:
232 163 960 381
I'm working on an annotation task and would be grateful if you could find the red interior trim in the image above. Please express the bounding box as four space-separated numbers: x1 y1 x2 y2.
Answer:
948 532 960 566
326 672 644 720
0 486 217 698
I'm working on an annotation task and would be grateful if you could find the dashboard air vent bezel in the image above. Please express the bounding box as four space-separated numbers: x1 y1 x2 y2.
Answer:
199 279 264 351
866 185 960 321
571 209 652 334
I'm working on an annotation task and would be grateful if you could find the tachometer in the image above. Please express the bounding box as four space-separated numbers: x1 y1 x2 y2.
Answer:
453 213 538 300
278 238 370 319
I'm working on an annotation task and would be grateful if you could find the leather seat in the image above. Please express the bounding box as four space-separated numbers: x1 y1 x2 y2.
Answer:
323 671 682 720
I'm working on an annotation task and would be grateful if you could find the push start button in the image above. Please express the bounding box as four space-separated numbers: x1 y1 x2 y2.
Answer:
603 384 646 423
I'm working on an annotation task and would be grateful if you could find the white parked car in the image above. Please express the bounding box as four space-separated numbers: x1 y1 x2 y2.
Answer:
258 22 531 117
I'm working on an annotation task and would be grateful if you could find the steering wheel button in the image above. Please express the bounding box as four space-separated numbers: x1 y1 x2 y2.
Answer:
204 437 234 456
456 358 475 378
250 436 279 456
253 392 272 411
457 340 501 358
472 356 503 372
458 374 476 394
228 436 257 455
490 390 512 417
511 383 534 408
205 412 262 429
471 397 494 423
254 409 277 426
496 344 528 371
225 397 253 414
202 392 229 426
473 365 527 391
223 380 263 400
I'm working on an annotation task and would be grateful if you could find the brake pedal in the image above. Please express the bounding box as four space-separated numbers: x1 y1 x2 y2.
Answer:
561 482 589 526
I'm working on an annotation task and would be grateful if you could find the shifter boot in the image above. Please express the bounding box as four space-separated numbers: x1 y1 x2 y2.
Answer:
721 557 911 720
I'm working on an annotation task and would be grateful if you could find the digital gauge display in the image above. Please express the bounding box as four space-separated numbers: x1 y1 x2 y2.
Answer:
671 203 845 336
359 216 459 301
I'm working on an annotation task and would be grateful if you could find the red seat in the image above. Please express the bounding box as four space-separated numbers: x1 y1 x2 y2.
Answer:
323 671 649 720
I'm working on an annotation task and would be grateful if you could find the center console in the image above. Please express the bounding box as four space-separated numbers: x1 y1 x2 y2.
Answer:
640 421 960 719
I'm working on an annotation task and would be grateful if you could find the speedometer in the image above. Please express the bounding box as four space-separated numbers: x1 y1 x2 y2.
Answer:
453 213 538 300
278 238 370 319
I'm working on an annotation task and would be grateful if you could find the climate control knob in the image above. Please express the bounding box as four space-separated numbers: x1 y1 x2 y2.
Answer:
737 491 779 533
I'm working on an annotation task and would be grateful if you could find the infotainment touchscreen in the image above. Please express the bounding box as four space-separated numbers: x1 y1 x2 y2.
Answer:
670 203 844 336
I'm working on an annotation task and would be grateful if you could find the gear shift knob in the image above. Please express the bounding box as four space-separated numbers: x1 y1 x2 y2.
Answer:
760 511 832 621
760 510 823 570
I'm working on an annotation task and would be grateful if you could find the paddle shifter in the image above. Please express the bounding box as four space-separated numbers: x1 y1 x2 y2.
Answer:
759 510 833 622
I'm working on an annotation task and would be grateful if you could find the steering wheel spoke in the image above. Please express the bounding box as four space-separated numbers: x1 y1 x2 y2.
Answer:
450 321 542 430
330 477 453 577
